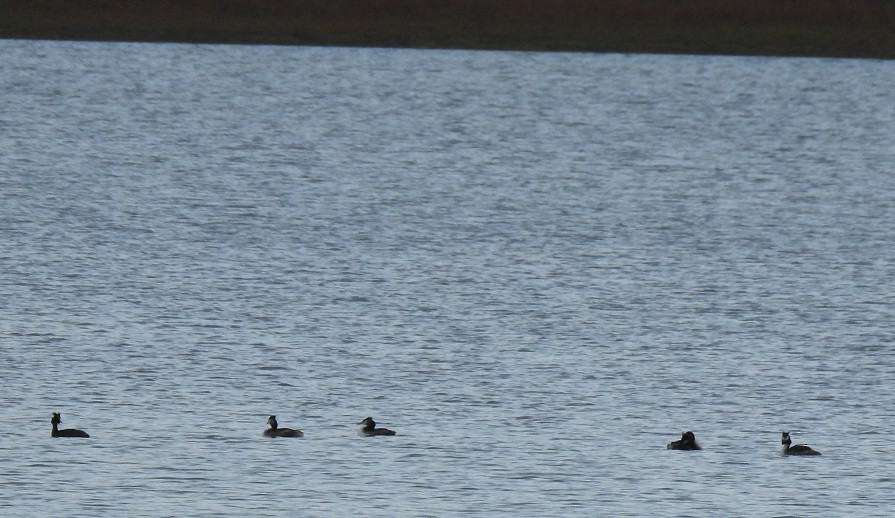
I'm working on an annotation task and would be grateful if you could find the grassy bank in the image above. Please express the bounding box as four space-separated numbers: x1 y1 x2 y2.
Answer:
1 0 893 58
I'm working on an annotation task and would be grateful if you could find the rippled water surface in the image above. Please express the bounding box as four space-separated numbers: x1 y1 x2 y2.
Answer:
1 40 894 516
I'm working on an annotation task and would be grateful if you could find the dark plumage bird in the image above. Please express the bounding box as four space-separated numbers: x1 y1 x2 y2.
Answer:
51 413 89 438
263 415 303 438
667 430 701 450
781 431 820 455
358 417 396 437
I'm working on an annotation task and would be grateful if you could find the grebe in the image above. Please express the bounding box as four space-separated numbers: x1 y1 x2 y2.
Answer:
667 431 701 450
358 417 396 436
781 431 820 455
51 413 89 438
263 415 303 438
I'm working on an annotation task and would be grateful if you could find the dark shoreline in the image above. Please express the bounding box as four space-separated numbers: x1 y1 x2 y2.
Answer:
1 0 894 59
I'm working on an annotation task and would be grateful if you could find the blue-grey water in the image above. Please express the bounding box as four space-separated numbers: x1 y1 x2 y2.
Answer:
1 39 894 516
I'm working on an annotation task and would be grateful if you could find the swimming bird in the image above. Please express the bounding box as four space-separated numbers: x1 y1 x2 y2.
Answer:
667 431 702 450
781 431 820 455
51 413 89 438
263 415 303 438
358 417 396 436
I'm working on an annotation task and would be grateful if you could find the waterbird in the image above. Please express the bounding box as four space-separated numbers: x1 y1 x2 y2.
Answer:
781 431 820 455
263 415 303 438
667 430 702 450
51 413 89 438
358 417 396 436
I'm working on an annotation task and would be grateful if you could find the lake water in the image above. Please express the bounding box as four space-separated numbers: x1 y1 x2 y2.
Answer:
1 39 894 516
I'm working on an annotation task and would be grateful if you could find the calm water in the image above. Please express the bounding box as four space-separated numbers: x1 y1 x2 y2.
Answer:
1 39 894 516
